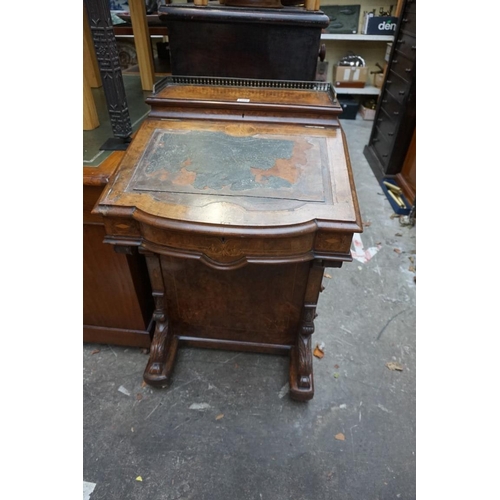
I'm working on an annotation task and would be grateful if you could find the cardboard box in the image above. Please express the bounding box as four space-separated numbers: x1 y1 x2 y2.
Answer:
362 15 398 35
334 65 368 88
360 104 376 120
374 73 384 88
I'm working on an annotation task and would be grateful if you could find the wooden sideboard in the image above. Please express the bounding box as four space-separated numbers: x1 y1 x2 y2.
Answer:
93 76 362 401
83 153 154 347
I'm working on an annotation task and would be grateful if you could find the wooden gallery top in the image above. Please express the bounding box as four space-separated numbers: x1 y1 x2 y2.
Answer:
94 76 362 401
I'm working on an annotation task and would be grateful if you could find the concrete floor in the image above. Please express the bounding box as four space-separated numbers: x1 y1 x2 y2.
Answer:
83 104 416 499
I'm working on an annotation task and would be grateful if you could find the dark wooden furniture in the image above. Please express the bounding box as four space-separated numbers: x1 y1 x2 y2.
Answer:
94 76 362 401
158 4 329 80
84 153 154 347
84 0 133 148
396 129 416 205
363 0 416 184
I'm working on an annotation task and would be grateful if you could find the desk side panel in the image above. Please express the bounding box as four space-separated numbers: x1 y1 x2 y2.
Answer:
83 184 154 346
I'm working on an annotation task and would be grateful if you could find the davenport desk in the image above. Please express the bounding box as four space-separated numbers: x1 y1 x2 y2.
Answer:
94 76 362 401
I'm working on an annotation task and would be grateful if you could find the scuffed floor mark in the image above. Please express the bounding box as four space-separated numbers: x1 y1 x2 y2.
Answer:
351 233 381 264
376 309 407 340
377 404 392 413
189 403 211 411
83 481 96 500
278 383 290 399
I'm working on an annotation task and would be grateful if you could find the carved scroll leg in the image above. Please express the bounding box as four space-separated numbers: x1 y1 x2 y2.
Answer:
142 252 178 388
289 305 316 401
289 262 325 401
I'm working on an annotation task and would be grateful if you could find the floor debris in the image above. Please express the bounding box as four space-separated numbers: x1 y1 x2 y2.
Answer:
324 273 332 279
189 403 211 411
386 362 404 371
216 414 224 420
91 349 100 355
334 433 345 441
83 481 96 500
118 385 131 396
351 233 381 264
313 342 325 359
136 476 143 482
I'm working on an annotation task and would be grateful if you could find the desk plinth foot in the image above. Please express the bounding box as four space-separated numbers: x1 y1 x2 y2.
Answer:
289 346 314 401
143 320 178 388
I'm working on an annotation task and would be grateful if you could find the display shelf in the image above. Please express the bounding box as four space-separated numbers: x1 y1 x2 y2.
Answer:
321 34 394 41
334 85 381 96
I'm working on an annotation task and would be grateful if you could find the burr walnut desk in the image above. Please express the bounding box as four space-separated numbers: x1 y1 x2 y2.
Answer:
94 77 362 401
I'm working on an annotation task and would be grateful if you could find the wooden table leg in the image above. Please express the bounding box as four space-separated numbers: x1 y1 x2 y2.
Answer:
128 0 155 91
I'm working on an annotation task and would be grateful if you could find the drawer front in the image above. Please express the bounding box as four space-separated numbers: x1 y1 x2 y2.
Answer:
390 52 415 83
375 114 397 139
140 224 317 264
400 5 416 35
371 129 394 165
393 33 416 61
379 91 404 123
385 70 412 105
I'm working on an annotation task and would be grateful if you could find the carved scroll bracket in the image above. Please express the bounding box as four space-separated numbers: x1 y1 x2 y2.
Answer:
142 252 178 386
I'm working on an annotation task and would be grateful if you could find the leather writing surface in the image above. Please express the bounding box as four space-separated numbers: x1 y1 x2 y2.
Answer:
128 129 327 202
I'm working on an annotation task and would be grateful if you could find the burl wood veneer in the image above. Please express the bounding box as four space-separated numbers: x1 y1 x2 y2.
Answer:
94 77 362 400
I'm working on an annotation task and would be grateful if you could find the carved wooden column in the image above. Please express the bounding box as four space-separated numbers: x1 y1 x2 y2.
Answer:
84 0 132 150
290 261 325 401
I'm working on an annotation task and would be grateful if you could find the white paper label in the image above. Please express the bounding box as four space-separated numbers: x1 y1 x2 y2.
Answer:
237 98 250 102
353 69 360 81
343 68 351 80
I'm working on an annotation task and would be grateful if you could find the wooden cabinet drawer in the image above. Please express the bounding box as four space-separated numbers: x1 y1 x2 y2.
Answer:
371 129 394 165
399 6 416 35
375 114 397 139
385 70 411 105
390 52 415 83
394 33 416 62
379 91 404 123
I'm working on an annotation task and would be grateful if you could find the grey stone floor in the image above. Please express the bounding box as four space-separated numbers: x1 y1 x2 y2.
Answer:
83 116 416 500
